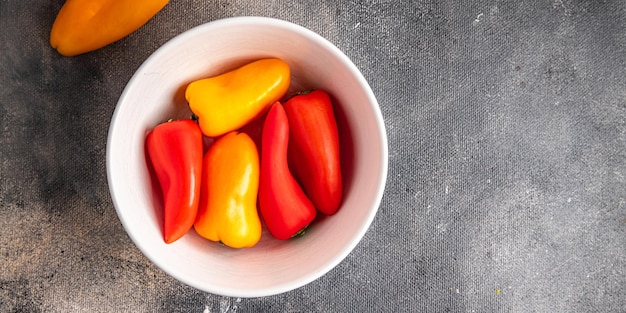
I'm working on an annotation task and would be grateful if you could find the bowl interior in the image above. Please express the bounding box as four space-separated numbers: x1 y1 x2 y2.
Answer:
107 17 387 298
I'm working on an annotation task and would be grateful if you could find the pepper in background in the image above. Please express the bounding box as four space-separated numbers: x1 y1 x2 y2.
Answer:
146 119 203 244
50 0 169 56
194 132 262 249
284 90 343 215
185 58 290 138
259 102 316 240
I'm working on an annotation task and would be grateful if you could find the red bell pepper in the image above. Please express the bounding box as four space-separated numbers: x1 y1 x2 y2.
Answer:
258 102 317 240
284 90 343 215
146 119 203 244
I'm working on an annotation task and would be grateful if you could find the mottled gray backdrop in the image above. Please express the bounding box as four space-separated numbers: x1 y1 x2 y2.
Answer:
1 0 625 312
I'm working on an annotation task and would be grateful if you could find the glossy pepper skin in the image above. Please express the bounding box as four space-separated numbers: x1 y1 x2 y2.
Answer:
284 90 343 215
50 0 169 56
259 102 317 240
194 132 262 248
146 119 203 244
185 58 290 138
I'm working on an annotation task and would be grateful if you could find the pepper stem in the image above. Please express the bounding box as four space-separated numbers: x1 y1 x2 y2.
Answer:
285 89 315 102
291 225 309 238
295 89 314 95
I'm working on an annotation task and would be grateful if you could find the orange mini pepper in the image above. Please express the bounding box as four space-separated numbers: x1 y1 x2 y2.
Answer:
50 0 169 56
194 131 262 248
185 58 291 137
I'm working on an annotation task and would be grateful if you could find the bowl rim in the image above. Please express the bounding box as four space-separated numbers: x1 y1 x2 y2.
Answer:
106 16 389 297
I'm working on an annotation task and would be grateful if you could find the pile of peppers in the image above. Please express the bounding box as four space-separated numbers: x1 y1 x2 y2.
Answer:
146 58 343 247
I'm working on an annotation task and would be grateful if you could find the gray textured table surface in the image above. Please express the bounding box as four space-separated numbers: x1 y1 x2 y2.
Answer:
2 1 625 312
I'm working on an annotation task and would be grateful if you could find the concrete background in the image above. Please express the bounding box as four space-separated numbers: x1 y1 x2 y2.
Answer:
1 1 625 312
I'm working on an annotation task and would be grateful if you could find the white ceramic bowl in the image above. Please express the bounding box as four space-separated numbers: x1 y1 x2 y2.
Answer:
107 16 388 298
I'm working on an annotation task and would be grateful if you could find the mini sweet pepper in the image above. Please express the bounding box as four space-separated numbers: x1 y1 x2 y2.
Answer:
259 102 317 240
284 90 343 215
146 119 203 244
50 0 169 56
185 58 291 137
194 131 262 248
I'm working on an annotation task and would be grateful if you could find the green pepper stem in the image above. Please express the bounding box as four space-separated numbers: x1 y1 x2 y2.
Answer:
291 225 309 238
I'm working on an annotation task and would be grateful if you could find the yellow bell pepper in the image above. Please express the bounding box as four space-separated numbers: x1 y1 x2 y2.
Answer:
194 131 262 248
50 0 169 56
185 58 291 137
